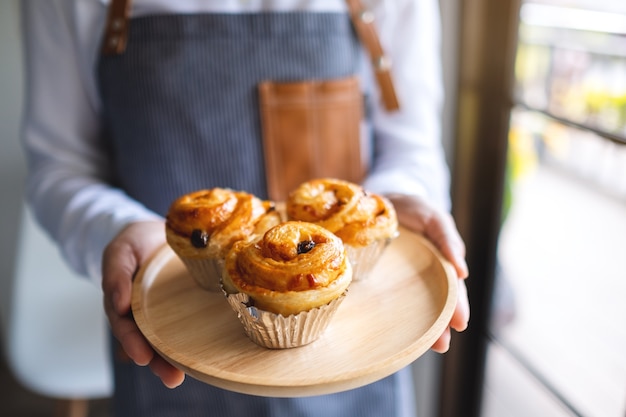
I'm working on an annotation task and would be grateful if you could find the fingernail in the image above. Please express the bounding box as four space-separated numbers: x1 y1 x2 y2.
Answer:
165 376 185 389
454 320 469 332
458 257 469 278
456 256 469 278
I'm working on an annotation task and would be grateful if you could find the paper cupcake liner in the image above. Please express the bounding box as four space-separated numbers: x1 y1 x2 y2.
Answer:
346 235 396 281
180 257 224 292
224 291 347 349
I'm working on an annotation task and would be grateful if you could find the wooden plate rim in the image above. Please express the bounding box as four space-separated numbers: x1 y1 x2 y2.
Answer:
131 227 458 396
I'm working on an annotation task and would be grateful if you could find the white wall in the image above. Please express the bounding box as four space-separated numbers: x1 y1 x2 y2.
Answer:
440 0 461 168
0 0 26 332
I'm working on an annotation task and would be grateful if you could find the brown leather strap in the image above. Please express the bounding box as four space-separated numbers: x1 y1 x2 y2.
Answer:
101 0 131 55
345 0 400 111
100 0 399 111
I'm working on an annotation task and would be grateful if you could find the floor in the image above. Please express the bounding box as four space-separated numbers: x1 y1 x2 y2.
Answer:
482 137 626 417
0 342 111 417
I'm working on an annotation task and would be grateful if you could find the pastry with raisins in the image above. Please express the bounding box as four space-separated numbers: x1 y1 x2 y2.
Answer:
286 178 398 281
222 221 352 348
165 188 281 291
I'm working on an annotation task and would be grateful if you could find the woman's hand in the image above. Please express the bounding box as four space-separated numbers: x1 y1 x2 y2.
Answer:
101 220 186 388
386 194 470 353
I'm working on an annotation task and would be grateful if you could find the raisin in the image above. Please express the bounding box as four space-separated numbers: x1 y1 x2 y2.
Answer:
297 240 316 254
190 229 209 248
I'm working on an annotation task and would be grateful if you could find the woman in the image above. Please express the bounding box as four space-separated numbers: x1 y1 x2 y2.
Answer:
21 0 469 416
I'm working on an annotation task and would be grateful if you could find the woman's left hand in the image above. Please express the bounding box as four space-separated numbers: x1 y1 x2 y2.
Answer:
386 193 470 353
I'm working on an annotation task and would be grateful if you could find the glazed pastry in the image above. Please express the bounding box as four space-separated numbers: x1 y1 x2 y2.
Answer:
222 221 352 348
166 188 281 291
286 178 398 280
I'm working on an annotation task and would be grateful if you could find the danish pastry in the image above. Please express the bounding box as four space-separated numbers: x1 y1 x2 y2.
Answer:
286 178 398 280
222 221 352 348
166 188 281 291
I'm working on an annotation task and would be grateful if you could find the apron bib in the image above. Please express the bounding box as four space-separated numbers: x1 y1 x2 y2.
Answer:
98 12 364 214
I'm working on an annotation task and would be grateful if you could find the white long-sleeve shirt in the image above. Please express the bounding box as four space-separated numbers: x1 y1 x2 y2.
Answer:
21 0 450 284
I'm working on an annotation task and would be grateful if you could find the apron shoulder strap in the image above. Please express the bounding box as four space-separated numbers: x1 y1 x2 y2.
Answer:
345 0 400 111
100 0 399 111
101 0 131 55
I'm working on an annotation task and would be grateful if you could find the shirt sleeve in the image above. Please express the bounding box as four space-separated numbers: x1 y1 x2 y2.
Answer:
20 0 161 285
362 0 451 210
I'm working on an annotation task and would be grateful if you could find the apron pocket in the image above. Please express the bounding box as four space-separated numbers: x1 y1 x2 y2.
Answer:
259 76 366 201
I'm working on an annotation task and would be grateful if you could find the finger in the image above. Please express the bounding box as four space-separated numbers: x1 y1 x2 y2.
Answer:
149 356 186 389
101 222 165 310
449 279 470 332
103 287 154 366
425 213 469 279
431 327 451 353
102 234 153 366
107 312 155 366
102 241 137 316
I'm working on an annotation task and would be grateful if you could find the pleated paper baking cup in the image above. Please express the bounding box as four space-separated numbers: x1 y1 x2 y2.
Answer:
346 235 396 281
180 257 224 292
224 291 347 349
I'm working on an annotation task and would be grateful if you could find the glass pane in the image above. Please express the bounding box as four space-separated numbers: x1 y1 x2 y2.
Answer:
486 1 626 416
482 343 576 417
515 0 626 136
493 108 626 417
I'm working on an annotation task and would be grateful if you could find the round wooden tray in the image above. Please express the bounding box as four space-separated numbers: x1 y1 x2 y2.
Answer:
132 227 457 397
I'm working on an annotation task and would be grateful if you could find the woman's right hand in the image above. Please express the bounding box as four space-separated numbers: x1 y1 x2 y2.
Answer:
101 220 185 388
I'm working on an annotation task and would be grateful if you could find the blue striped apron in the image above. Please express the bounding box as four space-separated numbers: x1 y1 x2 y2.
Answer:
97 11 416 417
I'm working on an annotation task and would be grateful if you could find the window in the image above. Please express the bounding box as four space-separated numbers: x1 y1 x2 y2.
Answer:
483 1 626 416
438 1 626 416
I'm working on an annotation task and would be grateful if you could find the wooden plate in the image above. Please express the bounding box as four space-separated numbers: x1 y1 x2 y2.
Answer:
132 227 458 397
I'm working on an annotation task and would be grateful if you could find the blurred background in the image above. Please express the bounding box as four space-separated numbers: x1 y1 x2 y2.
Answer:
1 0 625 416
483 1 626 416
